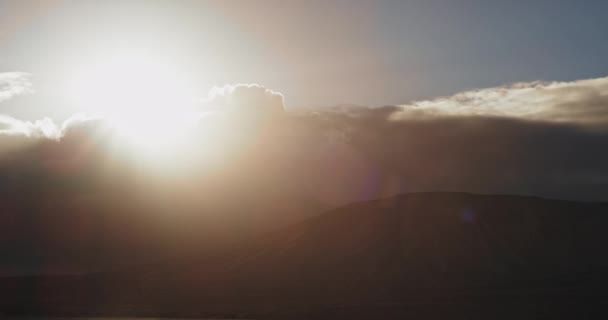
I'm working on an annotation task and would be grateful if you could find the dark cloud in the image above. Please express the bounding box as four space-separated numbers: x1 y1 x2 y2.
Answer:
0 78 607 205
0 78 608 274
293 112 608 202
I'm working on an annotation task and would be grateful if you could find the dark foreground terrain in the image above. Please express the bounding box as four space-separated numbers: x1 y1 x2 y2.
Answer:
2 192 608 319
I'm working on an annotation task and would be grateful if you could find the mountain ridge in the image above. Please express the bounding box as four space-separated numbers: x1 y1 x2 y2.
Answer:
2 192 608 318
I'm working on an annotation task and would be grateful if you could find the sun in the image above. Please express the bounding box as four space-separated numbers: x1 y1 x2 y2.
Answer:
65 52 199 149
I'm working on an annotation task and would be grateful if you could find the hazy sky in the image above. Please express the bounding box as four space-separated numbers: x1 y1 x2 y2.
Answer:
2 1 608 275
1 0 608 121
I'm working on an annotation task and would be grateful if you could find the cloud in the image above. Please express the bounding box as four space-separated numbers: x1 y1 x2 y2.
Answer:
0 76 608 274
296 112 608 203
204 83 285 114
0 77 606 204
0 72 32 102
0 115 60 138
394 76 608 125
0 115 59 157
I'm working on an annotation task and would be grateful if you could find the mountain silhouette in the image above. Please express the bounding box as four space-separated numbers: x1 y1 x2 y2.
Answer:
3 192 608 318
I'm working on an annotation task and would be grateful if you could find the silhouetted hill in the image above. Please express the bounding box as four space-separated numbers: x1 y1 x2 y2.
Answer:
3 192 608 319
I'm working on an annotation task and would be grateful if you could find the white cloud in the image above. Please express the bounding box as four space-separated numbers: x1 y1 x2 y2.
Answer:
395 76 608 125
204 83 284 114
0 115 60 139
0 72 32 102
0 113 101 141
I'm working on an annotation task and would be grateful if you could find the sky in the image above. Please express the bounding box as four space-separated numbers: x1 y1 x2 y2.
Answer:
1 0 608 120
1 0 608 275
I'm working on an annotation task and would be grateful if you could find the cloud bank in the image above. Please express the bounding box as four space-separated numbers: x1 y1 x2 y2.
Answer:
395 76 608 125
1 78 608 274
0 78 607 200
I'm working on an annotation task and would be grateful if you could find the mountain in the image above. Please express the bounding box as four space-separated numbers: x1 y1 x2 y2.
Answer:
3 192 608 318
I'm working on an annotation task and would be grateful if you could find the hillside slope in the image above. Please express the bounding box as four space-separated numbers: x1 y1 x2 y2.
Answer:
3 192 608 318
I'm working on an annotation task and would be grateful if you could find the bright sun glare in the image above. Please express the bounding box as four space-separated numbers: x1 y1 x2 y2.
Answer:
66 53 199 149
